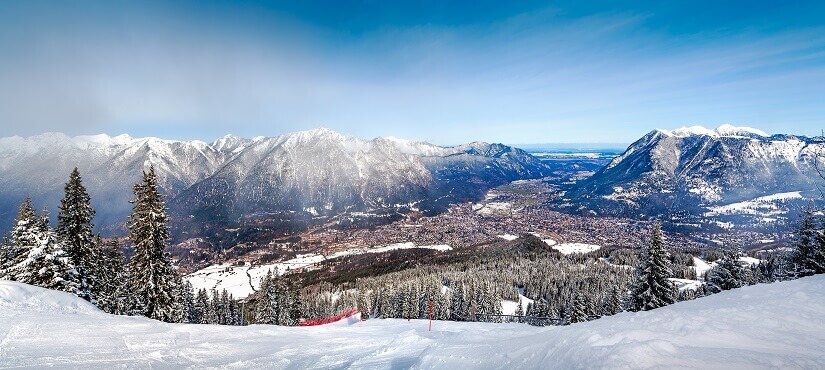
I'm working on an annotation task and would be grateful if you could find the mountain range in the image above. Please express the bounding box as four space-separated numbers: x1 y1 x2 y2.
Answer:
0 128 549 234
565 124 824 227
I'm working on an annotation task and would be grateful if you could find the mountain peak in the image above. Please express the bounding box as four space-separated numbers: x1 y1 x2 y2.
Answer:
714 124 768 137
656 124 769 138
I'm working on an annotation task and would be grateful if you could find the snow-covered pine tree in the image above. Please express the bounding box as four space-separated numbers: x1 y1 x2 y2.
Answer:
707 248 747 292
56 168 100 303
0 234 9 278
793 211 825 276
95 236 128 314
435 289 450 320
125 166 183 323
207 289 221 324
277 286 294 326
1 197 38 279
287 285 302 326
569 293 589 324
195 289 210 324
12 208 79 294
181 282 196 324
631 223 676 311
228 295 241 326
601 285 624 316
254 271 275 324
450 282 467 321
356 289 371 320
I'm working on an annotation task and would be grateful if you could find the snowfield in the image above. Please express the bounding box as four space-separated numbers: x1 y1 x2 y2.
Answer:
188 243 453 298
3 276 825 368
552 242 601 255
705 191 803 217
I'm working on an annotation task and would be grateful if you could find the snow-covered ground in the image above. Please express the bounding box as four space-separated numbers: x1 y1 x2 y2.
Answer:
693 256 715 278
500 293 534 316
669 278 704 292
474 201 512 216
552 242 601 255
497 234 518 241
187 243 453 298
2 276 825 368
705 191 803 217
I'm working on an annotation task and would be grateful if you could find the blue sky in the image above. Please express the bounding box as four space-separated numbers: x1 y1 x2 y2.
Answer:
0 0 824 145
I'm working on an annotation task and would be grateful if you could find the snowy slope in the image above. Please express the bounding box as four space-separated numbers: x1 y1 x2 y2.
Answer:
3 276 825 368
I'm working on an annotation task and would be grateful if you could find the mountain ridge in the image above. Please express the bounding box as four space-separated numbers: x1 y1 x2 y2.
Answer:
0 128 550 235
565 124 824 229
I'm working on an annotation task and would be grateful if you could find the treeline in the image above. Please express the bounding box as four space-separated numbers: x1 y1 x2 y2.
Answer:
249 219 825 326
0 167 245 325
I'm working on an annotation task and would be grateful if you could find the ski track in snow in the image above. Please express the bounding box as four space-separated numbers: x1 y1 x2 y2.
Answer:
2 276 825 368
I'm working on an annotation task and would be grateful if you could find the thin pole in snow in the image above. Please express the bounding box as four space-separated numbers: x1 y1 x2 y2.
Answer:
241 301 246 326
428 299 433 332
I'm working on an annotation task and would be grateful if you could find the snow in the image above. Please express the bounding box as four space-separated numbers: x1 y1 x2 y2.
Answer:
475 202 512 216
740 256 762 266
693 257 715 278
552 242 601 255
3 276 825 368
671 125 719 137
501 293 534 316
669 278 704 292
706 191 803 217
366 242 452 254
497 234 518 241
187 243 453 298
660 124 769 138
715 123 769 137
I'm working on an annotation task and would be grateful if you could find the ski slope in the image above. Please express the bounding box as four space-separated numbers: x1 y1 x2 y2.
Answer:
2 276 825 368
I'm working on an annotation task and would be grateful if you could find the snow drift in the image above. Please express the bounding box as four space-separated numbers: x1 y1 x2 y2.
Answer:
1 276 825 368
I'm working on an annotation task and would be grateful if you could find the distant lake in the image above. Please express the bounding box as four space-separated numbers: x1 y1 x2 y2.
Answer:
516 144 626 161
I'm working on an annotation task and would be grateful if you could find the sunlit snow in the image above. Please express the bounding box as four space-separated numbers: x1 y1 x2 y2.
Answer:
3 277 824 368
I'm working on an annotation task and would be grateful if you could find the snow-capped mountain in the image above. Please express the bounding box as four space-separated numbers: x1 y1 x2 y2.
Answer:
567 124 824 226
0 129 549 233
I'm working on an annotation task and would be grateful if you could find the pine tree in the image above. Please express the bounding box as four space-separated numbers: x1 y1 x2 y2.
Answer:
181 282 196 323
195 289 210 324
125 166 183 323
450 282 467 321
288 285 302 326
1 197 38 279
793 211 825 276
208 289 220 324
569 293 589 324
56 168 100 303
12 208 79 294
357 290 372 320
95 236 128 314
631 224 676 311
707 248 747 292
254 271 275 324
602 285 624 316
